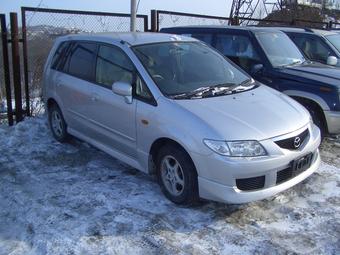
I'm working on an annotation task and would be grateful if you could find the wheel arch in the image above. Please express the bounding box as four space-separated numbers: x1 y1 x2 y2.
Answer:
283 90 330 111
148 137 198 175
288 93 328 134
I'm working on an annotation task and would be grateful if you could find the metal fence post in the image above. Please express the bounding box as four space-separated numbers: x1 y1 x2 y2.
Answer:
21 7 30 116
328 21 333 30
233 16 239 25
143 15 148 32
10 12 23 123
0 14 14 126
151 10 158 32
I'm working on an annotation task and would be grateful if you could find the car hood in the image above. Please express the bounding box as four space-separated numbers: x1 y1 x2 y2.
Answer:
278 62 340 88
174 85 310 141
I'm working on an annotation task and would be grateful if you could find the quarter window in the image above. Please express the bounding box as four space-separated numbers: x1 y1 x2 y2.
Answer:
96 45 133 87
51 41 71 71
135 75 152 99
66 42 97 81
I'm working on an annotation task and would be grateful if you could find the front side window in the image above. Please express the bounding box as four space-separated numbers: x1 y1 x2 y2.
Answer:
215 34 259 60
96 45 133 87
187 33 213 45
215 34 261 72
325 34 340 53
133 42 251 97
255 32 305 67
66 42 97 81
291 35 332 64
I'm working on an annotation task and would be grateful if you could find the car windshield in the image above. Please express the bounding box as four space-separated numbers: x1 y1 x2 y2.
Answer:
255 31 305 67
325 34 340 52
132 41 252 98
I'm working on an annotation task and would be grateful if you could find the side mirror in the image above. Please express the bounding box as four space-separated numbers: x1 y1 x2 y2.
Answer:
250 64 264 75
327 56 338 66
112 81 133 104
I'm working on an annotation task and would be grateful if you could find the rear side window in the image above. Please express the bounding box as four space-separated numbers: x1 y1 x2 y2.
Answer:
51 41 71 70
65 42 97 81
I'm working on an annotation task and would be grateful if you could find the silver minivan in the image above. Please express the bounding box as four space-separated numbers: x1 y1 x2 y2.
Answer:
43 33 321 205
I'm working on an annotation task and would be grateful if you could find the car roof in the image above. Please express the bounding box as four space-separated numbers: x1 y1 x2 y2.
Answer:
271 27 312 33
310 29 338 36
58 32 197 46
275 27 339 36
161 25 284 33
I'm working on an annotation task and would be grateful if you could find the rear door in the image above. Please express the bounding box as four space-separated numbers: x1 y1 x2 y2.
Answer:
54 41 98 136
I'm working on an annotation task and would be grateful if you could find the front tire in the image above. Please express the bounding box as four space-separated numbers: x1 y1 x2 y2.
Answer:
48 104 69 143
156 144 199 205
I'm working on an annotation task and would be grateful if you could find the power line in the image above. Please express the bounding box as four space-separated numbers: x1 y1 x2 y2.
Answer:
136 0 141 13
27 0 45 26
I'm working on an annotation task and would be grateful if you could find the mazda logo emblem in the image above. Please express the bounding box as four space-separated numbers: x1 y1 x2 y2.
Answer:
294 136 301 148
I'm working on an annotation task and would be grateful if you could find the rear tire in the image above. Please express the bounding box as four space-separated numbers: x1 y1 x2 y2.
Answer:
156 144 199 205
48 104 69 143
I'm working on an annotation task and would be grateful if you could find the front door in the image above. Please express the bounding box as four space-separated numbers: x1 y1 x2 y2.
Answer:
88 44 137 159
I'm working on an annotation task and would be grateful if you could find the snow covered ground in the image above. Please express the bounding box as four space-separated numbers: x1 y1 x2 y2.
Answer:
0 116 339 255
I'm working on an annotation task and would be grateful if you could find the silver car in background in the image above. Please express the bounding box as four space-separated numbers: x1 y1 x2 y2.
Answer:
43 33 321 205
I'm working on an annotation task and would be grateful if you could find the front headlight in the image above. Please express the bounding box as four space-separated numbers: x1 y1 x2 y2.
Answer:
203 139 267 157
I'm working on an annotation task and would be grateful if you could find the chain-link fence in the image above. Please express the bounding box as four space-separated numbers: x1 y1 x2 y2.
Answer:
156 10 230 31
153 10 332 31
21 7 148 115
237 17 290 26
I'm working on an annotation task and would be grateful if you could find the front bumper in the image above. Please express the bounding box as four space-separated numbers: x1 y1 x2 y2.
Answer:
324 110 340 134
193 123 321 204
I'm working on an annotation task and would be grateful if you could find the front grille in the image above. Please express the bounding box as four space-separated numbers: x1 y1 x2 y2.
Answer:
275 129 309 150
276 167 293 184
276 153 314 184
236 176 265 191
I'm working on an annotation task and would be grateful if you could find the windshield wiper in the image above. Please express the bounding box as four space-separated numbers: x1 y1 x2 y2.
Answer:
170 86 213 99
213 79 255 96
170 80 254 99
280 59 305 67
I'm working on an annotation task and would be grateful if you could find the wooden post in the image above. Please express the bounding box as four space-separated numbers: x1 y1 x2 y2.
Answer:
0 14 14 125
10 12 23 122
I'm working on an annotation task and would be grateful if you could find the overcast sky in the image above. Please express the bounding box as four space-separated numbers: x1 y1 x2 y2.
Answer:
2 0 233 17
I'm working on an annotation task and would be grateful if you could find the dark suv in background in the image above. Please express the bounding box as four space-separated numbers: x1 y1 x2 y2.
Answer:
161 26 340 136
278 28 340 67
